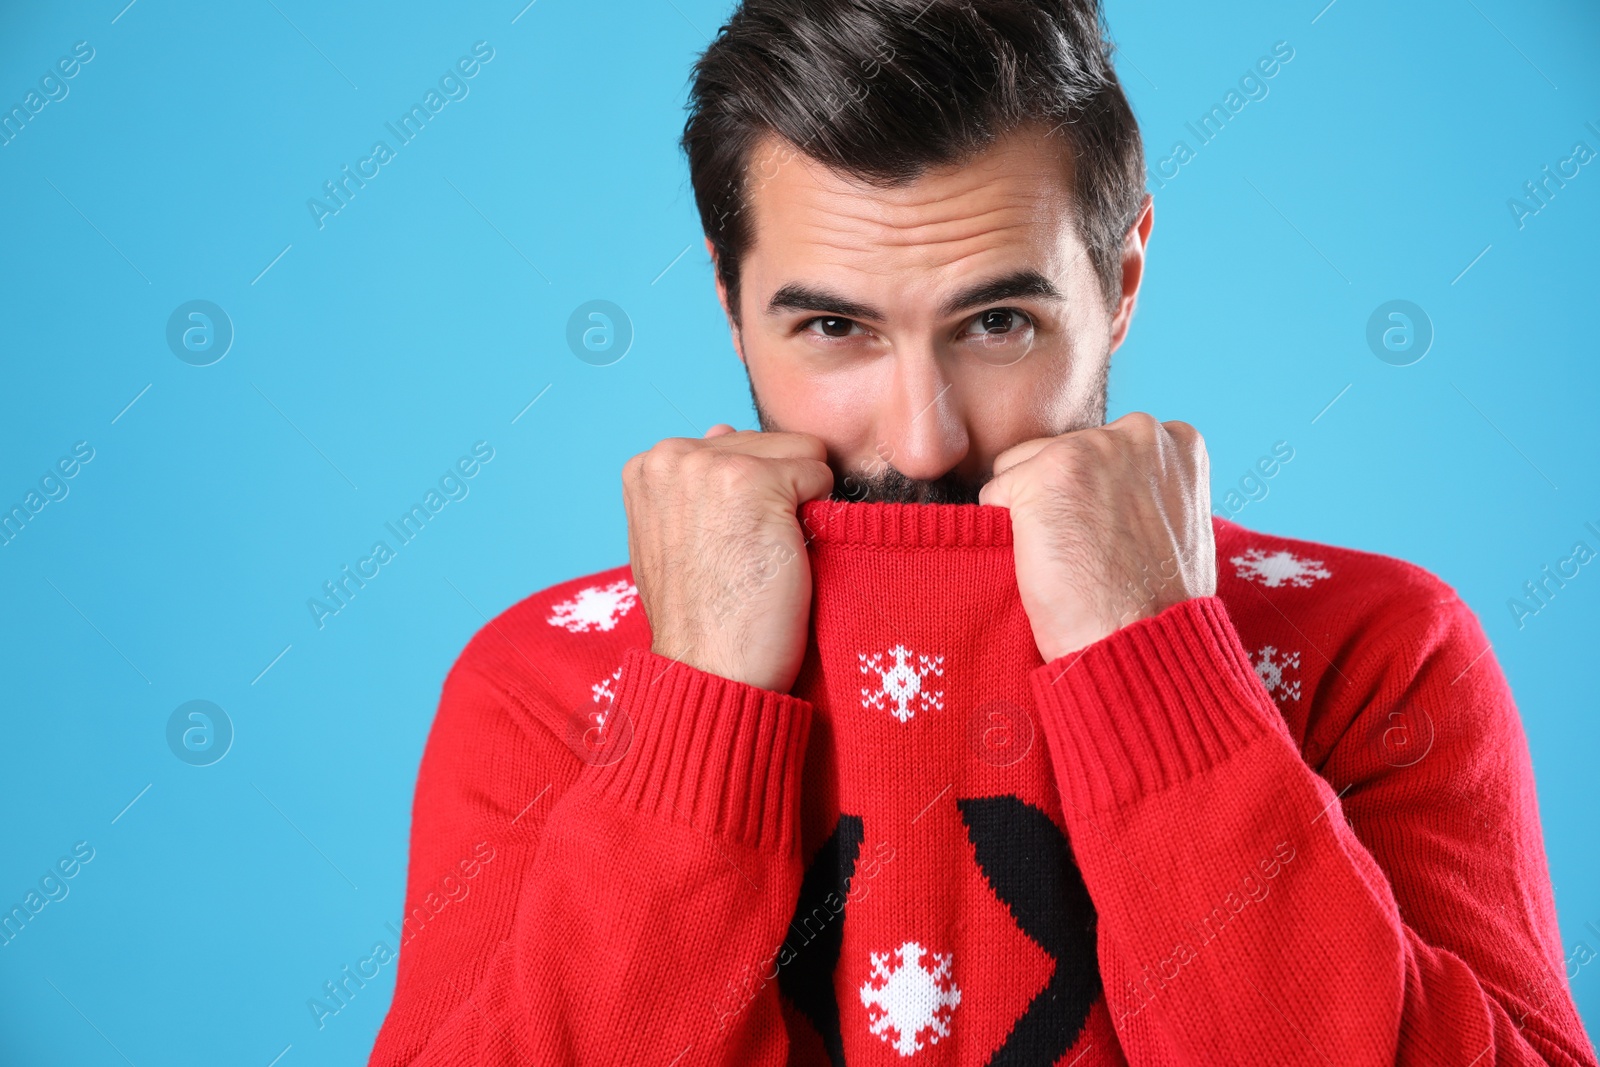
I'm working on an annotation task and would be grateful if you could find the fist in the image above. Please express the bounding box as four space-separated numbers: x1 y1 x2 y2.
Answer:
623 425 834 693
978 412 1216 663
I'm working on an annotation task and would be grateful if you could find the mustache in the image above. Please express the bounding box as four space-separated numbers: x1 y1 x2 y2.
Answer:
833 463 989 504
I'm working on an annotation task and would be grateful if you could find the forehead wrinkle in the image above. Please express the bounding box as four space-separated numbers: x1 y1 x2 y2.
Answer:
789 220 1049 287
760 131 1066 199
860 170 1065 213
761 172 1069 253
741 128 1085 306
785 203 1047 260
799 177 1054 226
764 204 1060 299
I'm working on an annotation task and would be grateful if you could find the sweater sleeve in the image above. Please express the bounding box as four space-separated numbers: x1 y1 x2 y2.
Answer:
368 643 813 1067
1029 594 1598 1067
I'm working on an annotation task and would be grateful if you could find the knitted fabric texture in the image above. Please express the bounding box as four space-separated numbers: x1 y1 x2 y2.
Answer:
369 500 1597 1067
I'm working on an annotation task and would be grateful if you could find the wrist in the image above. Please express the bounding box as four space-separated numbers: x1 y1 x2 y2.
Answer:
1033 596 1191 663
648 637 793 694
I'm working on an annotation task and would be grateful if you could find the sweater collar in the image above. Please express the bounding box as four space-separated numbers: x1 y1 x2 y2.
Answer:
798 498 1014 550
799 499 1247 551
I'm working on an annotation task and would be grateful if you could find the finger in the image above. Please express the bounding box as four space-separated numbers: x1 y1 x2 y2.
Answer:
978 451 1039 509
990 436 1055 479
1162 420 1208 475
1108 410 1161 435
1092 416 1164 481
1159 419 1198 445
703 423 737 438
701 429 829 463
1161 420 1211 516
775 457 836 505
977 467 1010 509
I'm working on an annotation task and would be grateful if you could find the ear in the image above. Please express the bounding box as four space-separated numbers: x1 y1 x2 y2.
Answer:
706 236 746 364
1107 194 1154 356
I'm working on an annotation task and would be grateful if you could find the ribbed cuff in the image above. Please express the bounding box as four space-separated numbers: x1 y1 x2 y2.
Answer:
581 646 812 854
1029 596 1277 814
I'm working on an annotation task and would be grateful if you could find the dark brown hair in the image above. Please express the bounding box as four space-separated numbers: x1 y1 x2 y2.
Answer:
681 0 1147 322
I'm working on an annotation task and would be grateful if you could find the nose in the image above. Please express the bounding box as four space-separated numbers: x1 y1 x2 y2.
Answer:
878 346 969 481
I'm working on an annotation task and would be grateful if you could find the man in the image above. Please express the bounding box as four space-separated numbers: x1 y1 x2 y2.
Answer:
371 0 1598 1063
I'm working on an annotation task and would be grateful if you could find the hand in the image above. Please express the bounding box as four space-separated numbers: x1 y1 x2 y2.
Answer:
977 412 1216 663
623 424 834 693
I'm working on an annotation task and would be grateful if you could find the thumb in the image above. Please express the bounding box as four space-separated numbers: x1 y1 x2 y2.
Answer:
703 423 737 438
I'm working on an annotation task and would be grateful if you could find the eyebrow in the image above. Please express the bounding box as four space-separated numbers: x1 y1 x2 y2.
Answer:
764 269 1064 322
937 269 1064 317
766 283 883 321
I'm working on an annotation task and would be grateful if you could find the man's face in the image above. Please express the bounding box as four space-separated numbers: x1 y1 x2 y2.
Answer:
715 124 1150 503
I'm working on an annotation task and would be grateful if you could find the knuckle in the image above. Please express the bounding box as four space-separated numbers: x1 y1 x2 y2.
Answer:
1040 440 1089 482
1071 431 1113 461
1166 420 1208 463
638 447 673 479
1041 439 1077 465
677 449 716 482
709 452 757 488
1163 418 1200 445
624 451 659 487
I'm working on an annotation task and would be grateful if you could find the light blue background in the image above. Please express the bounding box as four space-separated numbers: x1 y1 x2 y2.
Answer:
1 0 1596 1063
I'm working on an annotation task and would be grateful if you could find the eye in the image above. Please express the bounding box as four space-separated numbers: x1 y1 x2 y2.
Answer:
802 316 864 339
962 308 1032 337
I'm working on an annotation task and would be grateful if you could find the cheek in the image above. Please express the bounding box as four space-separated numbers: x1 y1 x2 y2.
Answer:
1016 340 1107 435
945 359 1055 472
1008 268 1110 429
742 336 883 459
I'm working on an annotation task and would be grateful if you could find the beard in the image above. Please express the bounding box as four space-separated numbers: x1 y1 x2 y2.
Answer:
837 464 988 504
744 357 1109 506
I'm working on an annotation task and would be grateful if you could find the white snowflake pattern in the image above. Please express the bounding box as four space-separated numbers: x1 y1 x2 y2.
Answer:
547 579 638 633
1230 547 1332 589
859 645 945 723
589 664 624 730
1251 645 1302 704
859 941 962 1057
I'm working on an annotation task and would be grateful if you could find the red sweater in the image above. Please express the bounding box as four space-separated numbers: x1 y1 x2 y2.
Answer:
369 499 1597 1066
